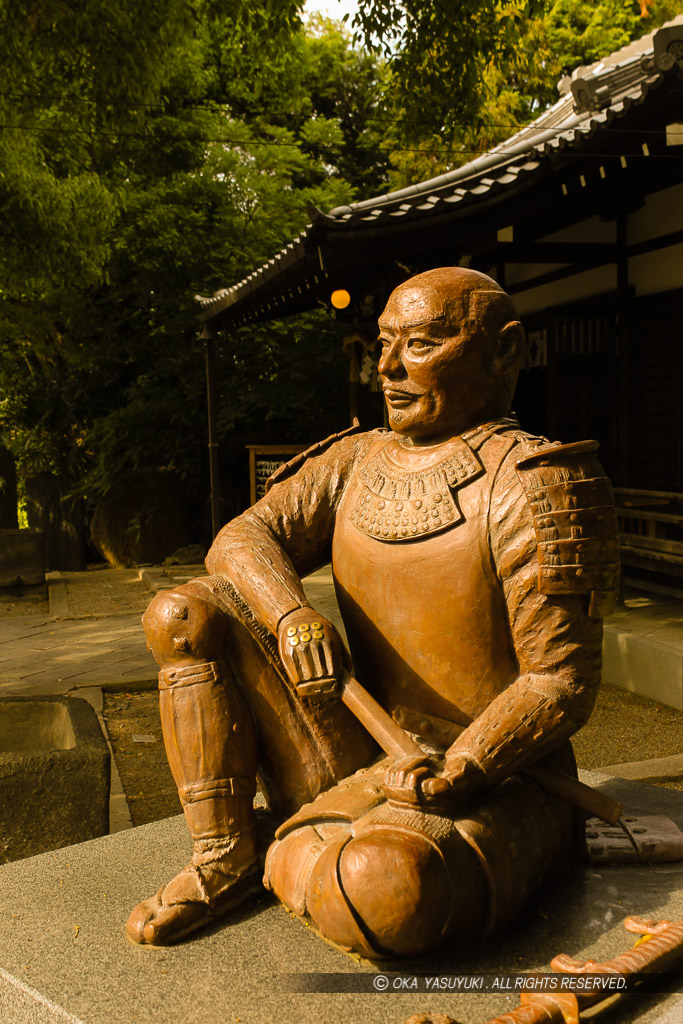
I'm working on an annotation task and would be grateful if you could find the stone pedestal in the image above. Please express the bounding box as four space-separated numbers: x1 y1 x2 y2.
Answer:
0 774 680 1023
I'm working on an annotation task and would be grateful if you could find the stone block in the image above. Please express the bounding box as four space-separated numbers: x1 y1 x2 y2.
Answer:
0 529 45 587
602 625 683 710
90 469 192 568
0 696 110 863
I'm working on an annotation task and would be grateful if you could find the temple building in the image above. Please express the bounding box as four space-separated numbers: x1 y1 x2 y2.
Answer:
198 16 683 589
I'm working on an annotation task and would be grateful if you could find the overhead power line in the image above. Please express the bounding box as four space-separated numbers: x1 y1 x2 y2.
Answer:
0 120 681 159
3 92 543 128
0 92 680 138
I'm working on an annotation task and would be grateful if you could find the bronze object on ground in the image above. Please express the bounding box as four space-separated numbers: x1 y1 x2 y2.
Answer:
480 915 683 1024
127 267 621 953
403 917 683 1024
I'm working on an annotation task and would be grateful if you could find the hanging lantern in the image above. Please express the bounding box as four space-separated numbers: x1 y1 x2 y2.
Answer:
330 289 351 310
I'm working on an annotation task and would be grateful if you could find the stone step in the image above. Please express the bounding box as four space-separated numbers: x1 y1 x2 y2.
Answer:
597 752 683 782
604 593 683 711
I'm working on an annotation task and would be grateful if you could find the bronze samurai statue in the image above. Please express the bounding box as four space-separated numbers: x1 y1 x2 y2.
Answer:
127 267 619 957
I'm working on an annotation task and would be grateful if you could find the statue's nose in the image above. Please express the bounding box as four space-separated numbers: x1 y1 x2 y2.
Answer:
378 340 405 378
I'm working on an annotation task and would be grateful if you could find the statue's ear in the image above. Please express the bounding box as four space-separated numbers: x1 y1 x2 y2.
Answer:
493 320 524 377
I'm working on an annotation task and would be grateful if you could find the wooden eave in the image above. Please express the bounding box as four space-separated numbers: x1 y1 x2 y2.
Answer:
195 23 683 334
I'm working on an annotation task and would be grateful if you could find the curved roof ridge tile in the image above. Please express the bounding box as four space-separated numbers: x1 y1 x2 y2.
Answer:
326 119 589 219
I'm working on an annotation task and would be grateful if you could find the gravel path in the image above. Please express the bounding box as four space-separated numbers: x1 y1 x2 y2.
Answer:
573 683 683 791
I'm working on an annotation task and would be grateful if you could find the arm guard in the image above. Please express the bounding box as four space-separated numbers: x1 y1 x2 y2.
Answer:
206 430 372 633
446 675 577 788
515 440 620 617
445 434 617 788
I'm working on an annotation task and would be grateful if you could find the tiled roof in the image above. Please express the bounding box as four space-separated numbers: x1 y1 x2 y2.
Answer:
197 15 683 325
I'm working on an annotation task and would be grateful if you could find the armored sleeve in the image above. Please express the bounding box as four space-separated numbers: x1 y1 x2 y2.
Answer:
206 431 375 635
446 437 619 786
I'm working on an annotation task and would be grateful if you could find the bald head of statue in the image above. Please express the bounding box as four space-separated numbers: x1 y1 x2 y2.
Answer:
377 267 525 443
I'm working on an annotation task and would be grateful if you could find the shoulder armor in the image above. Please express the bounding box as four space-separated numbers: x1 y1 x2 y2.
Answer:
264 420 364 493
515 440 619 615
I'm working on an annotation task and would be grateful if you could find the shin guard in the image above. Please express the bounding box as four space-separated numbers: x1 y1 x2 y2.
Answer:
158 660 258 844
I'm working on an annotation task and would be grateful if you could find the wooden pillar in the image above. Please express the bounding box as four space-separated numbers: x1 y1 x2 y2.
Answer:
201 324 221 541
347 337 361 427
350 374 360 426
616 214 629 486
546 310 559 442
0 447 18 529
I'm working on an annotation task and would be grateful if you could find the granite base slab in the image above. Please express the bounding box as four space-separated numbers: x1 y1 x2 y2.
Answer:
0 773 681 1024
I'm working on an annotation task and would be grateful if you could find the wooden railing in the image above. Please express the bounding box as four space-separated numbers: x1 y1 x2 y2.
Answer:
614 487 683 579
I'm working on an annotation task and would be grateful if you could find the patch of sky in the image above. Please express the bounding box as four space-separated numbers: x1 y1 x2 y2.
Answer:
303 0 358 23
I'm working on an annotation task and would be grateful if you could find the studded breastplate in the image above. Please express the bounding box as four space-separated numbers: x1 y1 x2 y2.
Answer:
349 435 484 542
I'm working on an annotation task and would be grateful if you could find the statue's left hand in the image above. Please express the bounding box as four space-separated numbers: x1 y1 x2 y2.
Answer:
382 752 485 810
277 607 345 697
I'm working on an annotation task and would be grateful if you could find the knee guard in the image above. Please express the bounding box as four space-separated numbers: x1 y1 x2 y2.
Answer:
314 827 464 957
264 767 487 958
143 585 230 666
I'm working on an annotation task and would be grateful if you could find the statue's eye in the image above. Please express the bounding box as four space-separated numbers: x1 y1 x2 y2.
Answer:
407 337 434 351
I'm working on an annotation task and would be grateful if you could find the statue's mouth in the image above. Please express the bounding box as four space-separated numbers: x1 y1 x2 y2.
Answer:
383 386 424 407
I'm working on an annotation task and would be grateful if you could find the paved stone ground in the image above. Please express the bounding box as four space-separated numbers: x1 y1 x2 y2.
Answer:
0 564 342 697
608 591 683 644
0 614 156 695
0 565 211 697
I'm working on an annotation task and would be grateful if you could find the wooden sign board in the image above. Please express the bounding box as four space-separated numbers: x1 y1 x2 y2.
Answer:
246 445 306 505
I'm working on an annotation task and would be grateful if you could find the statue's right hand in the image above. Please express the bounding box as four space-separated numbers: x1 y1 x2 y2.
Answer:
277 608 344 698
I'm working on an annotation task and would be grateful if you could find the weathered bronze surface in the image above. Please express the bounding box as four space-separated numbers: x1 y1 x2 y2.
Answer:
127 267 619 956
481 915 683 1024
403 916 683 1024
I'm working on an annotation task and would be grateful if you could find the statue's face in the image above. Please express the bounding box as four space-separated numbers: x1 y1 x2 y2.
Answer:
378 283 494 442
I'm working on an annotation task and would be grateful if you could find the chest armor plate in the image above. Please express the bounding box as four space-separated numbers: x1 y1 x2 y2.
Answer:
332 432 519 722
350 436 484 542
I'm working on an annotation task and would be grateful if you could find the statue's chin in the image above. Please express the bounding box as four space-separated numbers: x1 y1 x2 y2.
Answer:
386 407 419 434
386 404 458 444
391 424 450 446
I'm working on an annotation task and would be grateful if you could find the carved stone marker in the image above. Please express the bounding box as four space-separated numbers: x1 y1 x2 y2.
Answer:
127 268 619 955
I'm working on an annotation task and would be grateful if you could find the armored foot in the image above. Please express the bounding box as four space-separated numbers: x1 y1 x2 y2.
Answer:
127 833 260 945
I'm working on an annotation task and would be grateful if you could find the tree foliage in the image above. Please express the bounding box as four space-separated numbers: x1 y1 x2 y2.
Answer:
353 0 549 145
0 1 384 516
354 0 683 187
